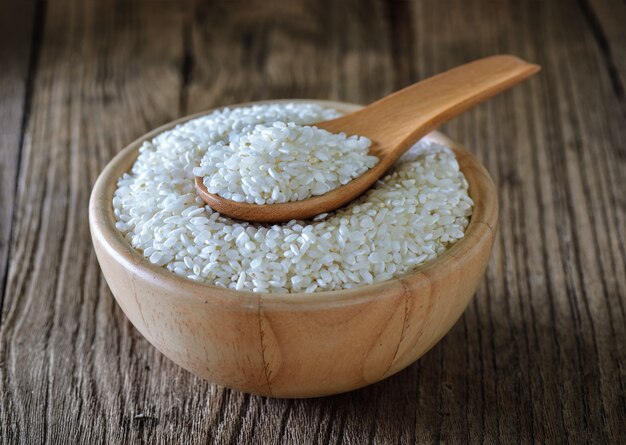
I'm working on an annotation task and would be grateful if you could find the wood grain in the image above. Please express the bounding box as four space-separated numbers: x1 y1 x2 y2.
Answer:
1 0 625 443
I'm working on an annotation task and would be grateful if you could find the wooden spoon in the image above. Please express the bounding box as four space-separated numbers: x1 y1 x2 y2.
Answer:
196 55 540 223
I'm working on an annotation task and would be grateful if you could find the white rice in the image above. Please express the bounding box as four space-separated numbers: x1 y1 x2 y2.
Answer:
112 103 473 294
193 122 378 204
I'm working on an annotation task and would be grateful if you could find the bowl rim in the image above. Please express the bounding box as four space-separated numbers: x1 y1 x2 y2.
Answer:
89 99 497 308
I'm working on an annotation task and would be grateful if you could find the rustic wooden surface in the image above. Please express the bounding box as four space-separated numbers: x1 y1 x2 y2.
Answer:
0 0 624 443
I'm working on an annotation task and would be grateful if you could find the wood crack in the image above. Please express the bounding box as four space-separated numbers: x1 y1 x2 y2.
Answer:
386 0 416 88
381 279 411 378
576 0 626 115
257 296 273 397
178 1 194 115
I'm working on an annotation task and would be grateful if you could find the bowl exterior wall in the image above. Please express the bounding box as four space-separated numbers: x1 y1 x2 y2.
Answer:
92 224 493 397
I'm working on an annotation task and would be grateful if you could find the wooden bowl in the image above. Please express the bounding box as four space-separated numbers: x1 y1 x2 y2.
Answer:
89 100 498 398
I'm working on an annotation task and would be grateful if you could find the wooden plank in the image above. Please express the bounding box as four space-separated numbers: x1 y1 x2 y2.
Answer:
0 0 624 443
403 0 626 443
0 0 189 443
0 1 37 319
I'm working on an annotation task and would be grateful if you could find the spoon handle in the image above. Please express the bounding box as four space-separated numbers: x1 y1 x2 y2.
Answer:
319 55 540 159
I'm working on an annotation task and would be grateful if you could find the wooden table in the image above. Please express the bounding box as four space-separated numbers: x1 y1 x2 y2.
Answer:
1 0 624 443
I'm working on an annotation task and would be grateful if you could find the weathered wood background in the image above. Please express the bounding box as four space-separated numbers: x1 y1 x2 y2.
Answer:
1 0 624 443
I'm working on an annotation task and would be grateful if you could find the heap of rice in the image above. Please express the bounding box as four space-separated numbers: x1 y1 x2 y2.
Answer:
113 103 473 294
193 122 378 204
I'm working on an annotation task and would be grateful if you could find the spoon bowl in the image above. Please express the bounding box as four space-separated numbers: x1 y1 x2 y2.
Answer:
197 55 539 222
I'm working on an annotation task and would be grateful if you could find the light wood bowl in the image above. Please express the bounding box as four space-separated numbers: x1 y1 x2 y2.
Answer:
89 100 498 398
